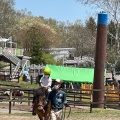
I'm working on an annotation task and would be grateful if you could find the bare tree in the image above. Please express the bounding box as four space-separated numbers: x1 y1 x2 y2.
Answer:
77 0 120 78
0 0 16 37
64 20 96 58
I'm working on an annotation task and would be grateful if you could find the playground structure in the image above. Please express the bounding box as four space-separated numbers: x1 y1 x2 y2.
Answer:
0 37 30 80
0 43 80 80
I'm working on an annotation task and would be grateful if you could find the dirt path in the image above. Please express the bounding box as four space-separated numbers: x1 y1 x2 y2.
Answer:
0 103 120 120
0 114 120 120
0 114 38 120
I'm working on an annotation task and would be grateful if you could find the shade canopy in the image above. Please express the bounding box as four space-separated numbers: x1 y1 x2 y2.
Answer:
46 65 95 83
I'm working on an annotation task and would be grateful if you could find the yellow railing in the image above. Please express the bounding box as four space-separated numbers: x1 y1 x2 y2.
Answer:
81 84 120 101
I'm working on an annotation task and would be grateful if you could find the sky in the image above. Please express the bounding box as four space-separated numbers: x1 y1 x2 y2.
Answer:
15 0 100 24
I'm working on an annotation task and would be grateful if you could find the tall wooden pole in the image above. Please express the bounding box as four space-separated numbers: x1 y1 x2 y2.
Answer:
93 12 108 108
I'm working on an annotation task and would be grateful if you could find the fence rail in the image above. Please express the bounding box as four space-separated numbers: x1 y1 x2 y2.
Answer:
64 88 120 112
0 87 35 114
0 87 120 113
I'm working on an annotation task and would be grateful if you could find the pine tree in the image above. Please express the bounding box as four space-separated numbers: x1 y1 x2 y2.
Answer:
30 39 43 65
28 27 43 64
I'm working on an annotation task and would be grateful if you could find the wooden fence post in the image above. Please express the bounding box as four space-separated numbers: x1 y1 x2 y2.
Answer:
28 91 30 106
31 76 33 84
9 89 12 114
90 90 93 113
74 89 75 107
119 86 120 107
104 90 106 109
80 88 82 102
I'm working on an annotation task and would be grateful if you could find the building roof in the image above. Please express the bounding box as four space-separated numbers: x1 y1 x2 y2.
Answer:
106 73 120 80
106 73 112 79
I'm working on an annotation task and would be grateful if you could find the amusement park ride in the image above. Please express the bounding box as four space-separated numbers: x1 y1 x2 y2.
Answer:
0 37 30 80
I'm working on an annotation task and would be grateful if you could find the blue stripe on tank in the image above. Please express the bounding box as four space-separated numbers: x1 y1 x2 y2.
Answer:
97 11 108 26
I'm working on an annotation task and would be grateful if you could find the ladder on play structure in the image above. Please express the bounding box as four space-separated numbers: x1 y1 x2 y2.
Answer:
1 48 26 79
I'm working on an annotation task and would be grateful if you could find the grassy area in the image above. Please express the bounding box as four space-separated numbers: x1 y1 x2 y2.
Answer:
0 108 120 120
68 108 120 120
72 108 120 116
0 80 39 89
